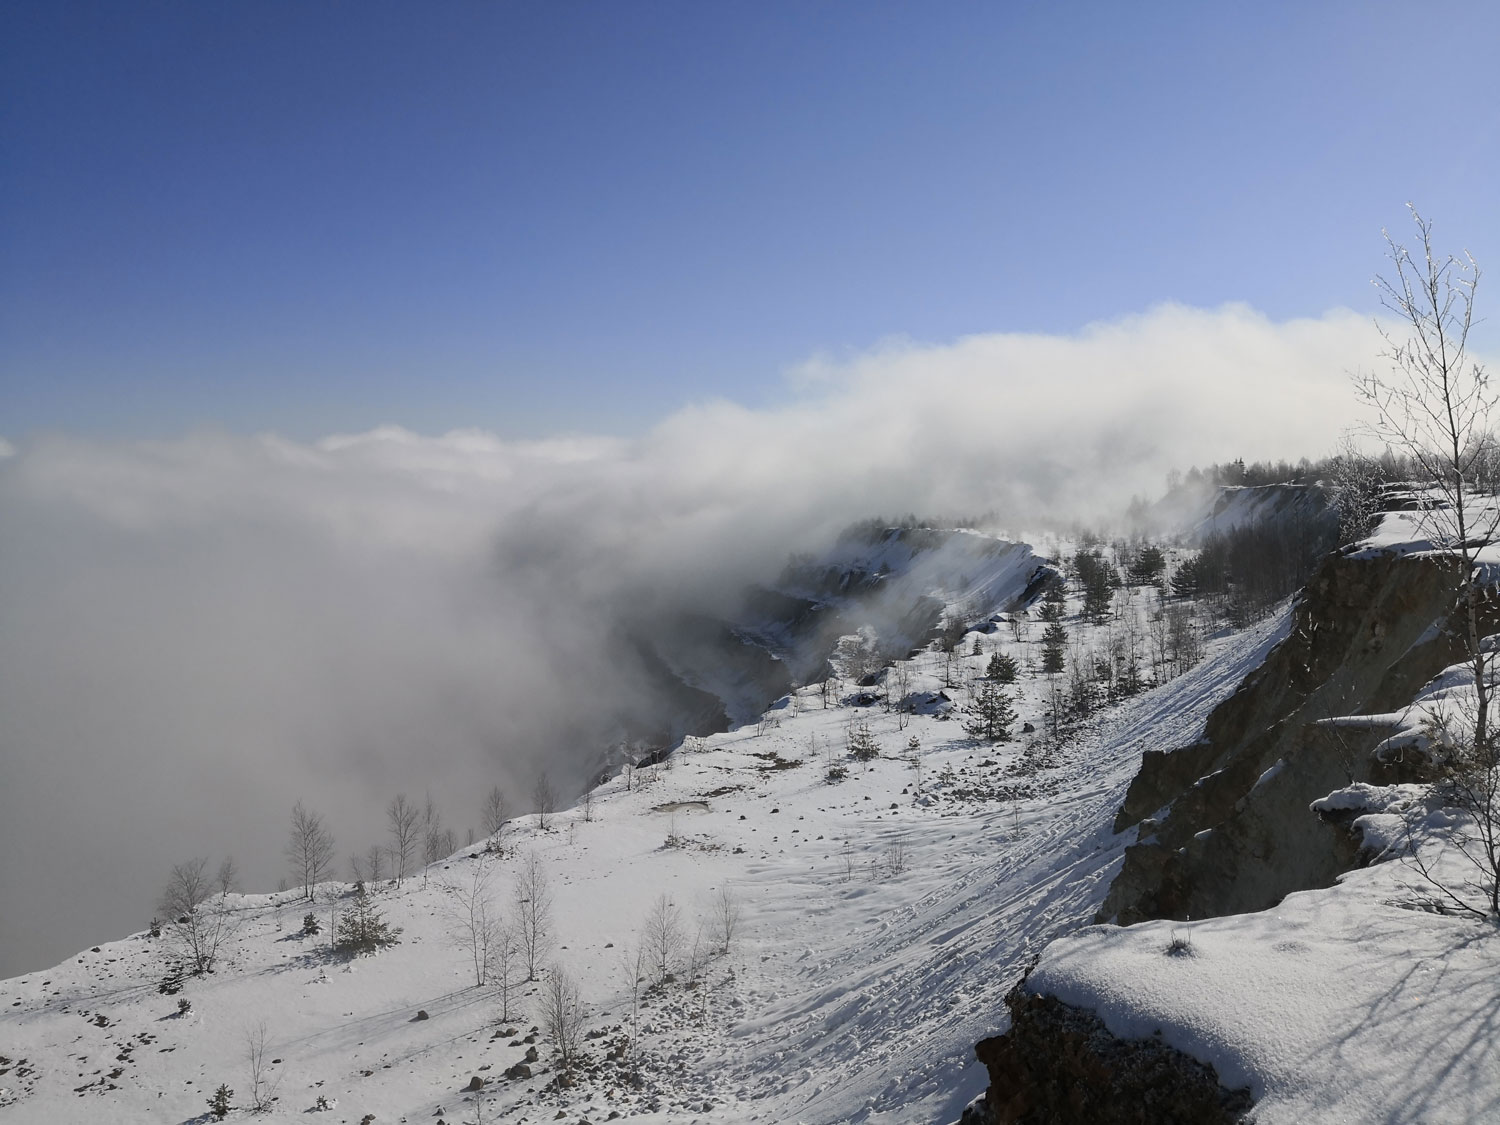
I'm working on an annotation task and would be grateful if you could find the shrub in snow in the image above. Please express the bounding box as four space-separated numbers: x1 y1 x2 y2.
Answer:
302 912 320 936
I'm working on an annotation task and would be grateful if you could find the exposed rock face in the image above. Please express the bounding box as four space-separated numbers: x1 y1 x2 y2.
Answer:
1100 549 1495 926
965 978 1252 1125
968 547 1500 1123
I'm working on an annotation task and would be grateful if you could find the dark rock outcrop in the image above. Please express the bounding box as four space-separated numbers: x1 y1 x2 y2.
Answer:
1101 549 1495 926
965 978 1253 1124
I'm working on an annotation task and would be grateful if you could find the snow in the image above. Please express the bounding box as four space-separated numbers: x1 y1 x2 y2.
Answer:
1028 842 1500 1123
0 561 1282 1125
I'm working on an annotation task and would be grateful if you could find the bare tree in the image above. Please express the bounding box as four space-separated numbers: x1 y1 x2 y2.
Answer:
364 844 386 886
387 794 420 887
642 893 681 983
286 801 335 901
481 785 508 845
532 771 557 830
444 855 503 987
216 857 239 897
159 857 212 919
490 920 521 1022
618 941 647 1046
537 964 586 1069
1357 207 1500 917
711 887 741 955
421 793 455 869
890 660 914 729
245 1021 280 1112
159 859 237 974
513 850 553 980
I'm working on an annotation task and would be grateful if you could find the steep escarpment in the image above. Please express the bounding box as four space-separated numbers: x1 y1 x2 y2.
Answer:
968 545 1500 1124
1098 548 1495 926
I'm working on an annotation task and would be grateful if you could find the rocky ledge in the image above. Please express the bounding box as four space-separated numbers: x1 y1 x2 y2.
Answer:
963 975 1252 1125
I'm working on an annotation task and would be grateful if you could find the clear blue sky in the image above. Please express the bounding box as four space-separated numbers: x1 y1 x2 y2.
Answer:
3 0 1498 440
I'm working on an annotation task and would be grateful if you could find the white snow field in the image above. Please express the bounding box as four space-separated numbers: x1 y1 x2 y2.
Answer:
0 575 1288 1125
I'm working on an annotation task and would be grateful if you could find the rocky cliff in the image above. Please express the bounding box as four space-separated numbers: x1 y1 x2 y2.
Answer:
1100 548 1490 925
970 545 1500 1121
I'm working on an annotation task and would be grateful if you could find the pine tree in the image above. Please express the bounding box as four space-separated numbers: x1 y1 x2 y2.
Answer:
208 1083 233 1120
1075 550 1116 622
1041 622 1068 674
986 651 1018 683
335 891 402 955
1127 544 1166 586
965 682 1017 742
1170 555 1202 599
846 721 879 761
1038 580 1066 622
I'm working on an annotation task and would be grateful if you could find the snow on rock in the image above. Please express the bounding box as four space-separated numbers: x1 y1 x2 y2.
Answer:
1028 841 1500 1124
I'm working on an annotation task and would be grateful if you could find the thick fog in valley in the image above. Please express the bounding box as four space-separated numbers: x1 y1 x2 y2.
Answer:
0 304 1374 977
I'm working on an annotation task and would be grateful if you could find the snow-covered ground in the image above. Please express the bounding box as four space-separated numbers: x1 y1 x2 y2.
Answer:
1030 764 1500 1124
0 566 1285 1125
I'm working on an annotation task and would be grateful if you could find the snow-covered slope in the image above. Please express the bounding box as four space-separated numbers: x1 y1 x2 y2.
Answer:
0 578 1276 1125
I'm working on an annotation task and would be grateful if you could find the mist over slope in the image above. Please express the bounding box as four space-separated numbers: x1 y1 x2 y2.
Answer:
0 304 1372 977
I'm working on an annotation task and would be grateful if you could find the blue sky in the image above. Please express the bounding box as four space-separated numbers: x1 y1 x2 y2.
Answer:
3 0 1498 441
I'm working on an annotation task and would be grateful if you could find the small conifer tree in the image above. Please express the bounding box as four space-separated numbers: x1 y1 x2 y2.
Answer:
846 721 879 761
208 1083 233 1119
965 682 1017 742
1041 622 1068 674
335 891 402 955
987 651 1018 683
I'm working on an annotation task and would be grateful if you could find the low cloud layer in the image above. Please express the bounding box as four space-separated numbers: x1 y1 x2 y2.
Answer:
0 303 1380 976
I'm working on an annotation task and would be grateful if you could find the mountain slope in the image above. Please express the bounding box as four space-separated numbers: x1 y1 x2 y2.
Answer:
0 580 1280 1125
